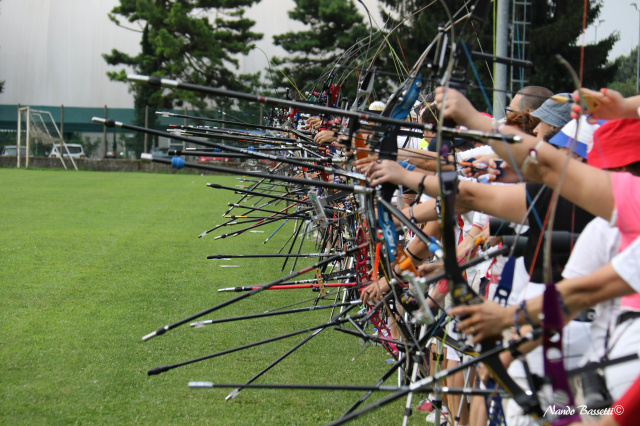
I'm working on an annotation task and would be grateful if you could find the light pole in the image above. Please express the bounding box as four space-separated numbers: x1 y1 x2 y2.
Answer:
633 3 640 94
594 19 604 43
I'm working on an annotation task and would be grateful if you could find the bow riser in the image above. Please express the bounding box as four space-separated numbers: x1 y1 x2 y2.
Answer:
543 283 581 425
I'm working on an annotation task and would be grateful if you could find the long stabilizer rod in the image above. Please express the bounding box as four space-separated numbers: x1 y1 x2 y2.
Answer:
141 243 367 341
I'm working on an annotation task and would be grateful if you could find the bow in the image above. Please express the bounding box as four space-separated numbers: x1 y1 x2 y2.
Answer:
537 54 589 426
427 0 545 419
338 0 546 419
542 282 581 425
344 0 546 420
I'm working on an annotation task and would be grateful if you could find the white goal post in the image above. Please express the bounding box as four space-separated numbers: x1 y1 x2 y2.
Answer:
16 106 78 170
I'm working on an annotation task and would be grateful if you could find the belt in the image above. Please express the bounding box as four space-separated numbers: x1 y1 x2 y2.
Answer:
615 311 640 327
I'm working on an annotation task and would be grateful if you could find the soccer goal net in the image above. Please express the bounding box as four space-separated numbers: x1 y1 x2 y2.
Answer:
17 107 78 170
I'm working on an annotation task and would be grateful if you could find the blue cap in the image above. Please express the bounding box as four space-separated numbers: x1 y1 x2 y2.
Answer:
531 93 573 128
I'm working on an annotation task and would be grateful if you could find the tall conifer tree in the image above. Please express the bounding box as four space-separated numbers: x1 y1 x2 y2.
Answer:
103 0 263 154
270 0 370 101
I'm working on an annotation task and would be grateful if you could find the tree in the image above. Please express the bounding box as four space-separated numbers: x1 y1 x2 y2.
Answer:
527 0 617 93
376 0 459 90
103 0 263 155
606 46 638 97
370 0 510 108
375 0 616 110
270 0 371 101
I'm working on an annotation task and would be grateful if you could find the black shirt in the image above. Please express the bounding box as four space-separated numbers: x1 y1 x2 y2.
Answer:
523 183 595 283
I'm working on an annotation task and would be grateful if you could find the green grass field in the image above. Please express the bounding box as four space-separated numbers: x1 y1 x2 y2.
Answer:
0 168 428 425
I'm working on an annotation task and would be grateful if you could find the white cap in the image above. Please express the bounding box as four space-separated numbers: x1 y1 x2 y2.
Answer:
368 101 386 112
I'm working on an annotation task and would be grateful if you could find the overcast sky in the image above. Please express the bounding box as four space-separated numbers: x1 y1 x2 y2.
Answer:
0 0 637 109
586 0 639 60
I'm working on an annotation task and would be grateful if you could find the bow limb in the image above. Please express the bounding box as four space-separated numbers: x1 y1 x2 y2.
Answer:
360 10 438 345
542 283 581 425
357 235 401 359
536 55 586 426
434 0 485 319
433 0 547 418
542 55 585 285
437 165 544 415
